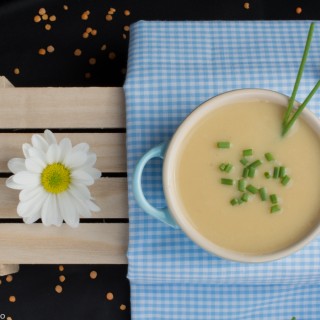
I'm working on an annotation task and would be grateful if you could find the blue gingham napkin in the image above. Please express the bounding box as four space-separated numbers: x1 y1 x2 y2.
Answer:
124 21 320 320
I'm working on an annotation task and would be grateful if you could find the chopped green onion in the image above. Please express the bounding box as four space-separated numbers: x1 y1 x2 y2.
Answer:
270 194 278 204
265 152 275 161
248 167 255 178
259 188 267 201
246 184 258 194
217 141 230 148
238 179 246 192
238 198 244 205
279 166 286 178
230 198 239 206
240 157 249 166
264 172 271 179
242 167 249 178
281 175 291 186
221 178 234 186
270 204 281 213
219 163 226 171
248 159 263 169
243 149 253 156
273 167 279 179
241 193 249 202
224 163 233 173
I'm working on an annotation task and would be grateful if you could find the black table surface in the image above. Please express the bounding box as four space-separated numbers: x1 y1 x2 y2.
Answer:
0 1 319 319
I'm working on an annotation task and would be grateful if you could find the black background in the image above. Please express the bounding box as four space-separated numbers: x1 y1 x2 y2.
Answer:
0 1 318 319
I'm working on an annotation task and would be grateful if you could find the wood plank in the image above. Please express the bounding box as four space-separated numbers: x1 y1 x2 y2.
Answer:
0 87 125 128
0 224 128 264
0 177 128 219
0 132 126 172
0 76 13 88
0 264 19 276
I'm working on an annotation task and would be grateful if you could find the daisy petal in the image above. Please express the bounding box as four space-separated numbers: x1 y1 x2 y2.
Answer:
44 130 57 145
46 144 61 164
8 158 26 173
23 210 41 224
73 142 89 153
41 194 63 227
58 192 79 228
71 170 94 185
73 197 92 218
6 176 25 190
17 191 48 217
22 143 32 158
69 183 91 200
85 167 101 180
19 185 44 201
13 171 40 186
59 138 72 162
63 151 87 168
25 158 46 173
85 152 97 167
85 199 101 212
28 147 47 164
32 134 49 152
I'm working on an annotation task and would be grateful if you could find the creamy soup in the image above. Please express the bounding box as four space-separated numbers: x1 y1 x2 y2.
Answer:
175 100 320 255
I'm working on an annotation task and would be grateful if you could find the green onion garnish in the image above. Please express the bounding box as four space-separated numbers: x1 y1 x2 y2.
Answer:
241 193 249 202
265 153 274 161
224 163 233 173
259 188 267 201
221 178 234 186
270 194 278 204
264 172 271 179
248 167 255 178
279 166 286 178
217 141 231 148
273 167 279 179
238 179 246 192
219 163 226 171
270 204 281 213
248 160 262 169
230 198 238 206
240 157 249 166
282 23 320 136
281 175 291 186
242 167 249 178
246 184 258 194
243 149 253 156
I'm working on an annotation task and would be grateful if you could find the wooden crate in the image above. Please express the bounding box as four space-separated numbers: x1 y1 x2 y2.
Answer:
0 77 128 275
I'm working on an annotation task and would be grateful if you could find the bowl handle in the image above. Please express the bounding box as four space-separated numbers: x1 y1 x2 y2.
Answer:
133 142 179 229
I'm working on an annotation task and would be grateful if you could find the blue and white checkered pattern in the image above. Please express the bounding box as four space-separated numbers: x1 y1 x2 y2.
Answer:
124 21 320 319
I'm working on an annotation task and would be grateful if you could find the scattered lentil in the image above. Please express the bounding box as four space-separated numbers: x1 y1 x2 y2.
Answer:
90 270 98 279
83 32 89 39
63 5 68 10
124 9 131 16
9 296 16 303
55 285 63 293
108 52 116 60
106 14 113 21
42 14 48 20
6 275 13 283
296 7 302 14
59 275 66 283
85 72 91 79
49 15 56 21
38 48 46 55
123 25 130 32
59 265 64 272
74 49 82 56
47 45 55 53
89 58 96 65
45 24 51 30
244 2 250 9
34 15 41 23
39 8 46 15
91 29 97 36
120 304 127 311
101 44 107 51
106 292 114 300
13 68 20 75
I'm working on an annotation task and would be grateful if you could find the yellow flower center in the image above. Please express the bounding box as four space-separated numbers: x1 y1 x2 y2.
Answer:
41 163 71 194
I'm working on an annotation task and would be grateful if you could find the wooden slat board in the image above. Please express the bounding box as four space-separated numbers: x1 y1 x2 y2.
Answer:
0 76 129 265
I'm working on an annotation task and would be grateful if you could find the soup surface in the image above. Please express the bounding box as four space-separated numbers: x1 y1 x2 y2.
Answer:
175 100 320 254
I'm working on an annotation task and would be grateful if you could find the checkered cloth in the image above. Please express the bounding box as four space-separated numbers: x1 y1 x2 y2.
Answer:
124 21 320 319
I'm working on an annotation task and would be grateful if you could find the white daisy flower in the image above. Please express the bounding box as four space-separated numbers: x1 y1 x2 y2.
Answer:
6 130 101 228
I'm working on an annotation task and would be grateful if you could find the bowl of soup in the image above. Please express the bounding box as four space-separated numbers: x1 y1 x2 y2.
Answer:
133 89 320 262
